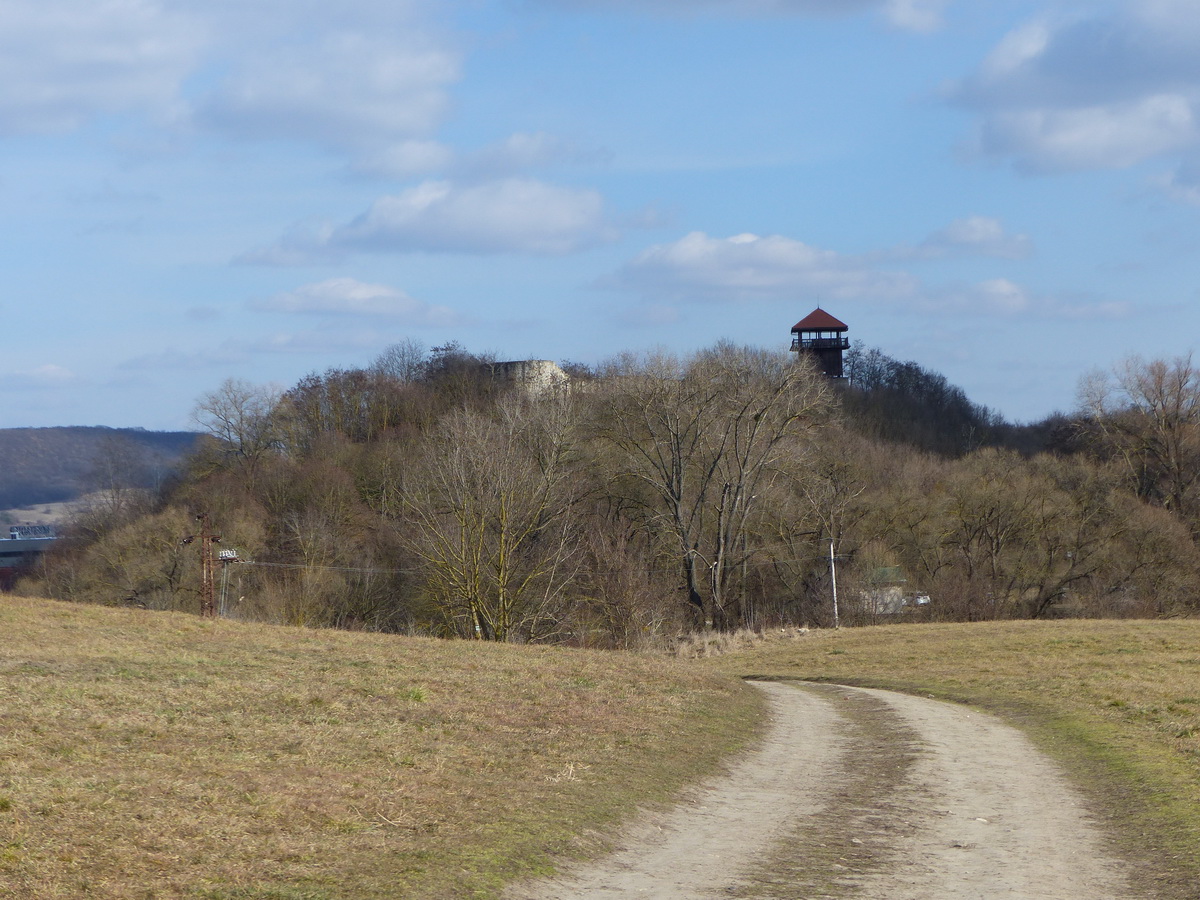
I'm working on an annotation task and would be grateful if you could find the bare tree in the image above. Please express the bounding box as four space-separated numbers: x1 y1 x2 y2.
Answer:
1077 354 1200 536
372 338 427 383
192 378 282 477
592 343 830 629
403 396 579 641
762 432 877 626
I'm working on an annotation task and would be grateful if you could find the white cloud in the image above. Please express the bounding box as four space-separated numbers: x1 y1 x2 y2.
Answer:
352 140 457 178
196 32 460 150
458 132 602 176
336 179 615 254
351 131 602 179
973 97 1197 173
6 364 77 387
531 0 872 12
610 231 917 301
0 0 460 166
236 221 343 267
918 279 1132 320
246 178 617 260
883 0 948 33
251 277 464 325
972 20 1051 89
969 278 1030 314
908 216 1034 260
610 230 1125 324
951 3 1200 173
0 0 202 134
528 0 946 30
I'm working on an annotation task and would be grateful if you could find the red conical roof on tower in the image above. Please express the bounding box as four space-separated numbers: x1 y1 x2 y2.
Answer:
791 308 848 332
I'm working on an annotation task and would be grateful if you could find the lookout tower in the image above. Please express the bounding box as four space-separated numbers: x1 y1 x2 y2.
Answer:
790 308 849 378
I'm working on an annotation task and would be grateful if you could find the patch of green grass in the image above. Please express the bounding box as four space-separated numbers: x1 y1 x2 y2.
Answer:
710 619 1200 899
0 595 761 900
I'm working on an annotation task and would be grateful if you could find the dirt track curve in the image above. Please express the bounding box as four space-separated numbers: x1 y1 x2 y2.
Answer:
507 680 1142 900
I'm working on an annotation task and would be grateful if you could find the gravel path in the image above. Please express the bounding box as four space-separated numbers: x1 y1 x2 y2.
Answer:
506 680 1141 900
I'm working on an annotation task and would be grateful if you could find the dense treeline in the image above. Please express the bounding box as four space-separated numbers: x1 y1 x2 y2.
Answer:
19 341 1200 642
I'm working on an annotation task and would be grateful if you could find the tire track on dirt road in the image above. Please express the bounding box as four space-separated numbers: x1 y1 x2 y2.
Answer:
506 680 1142 900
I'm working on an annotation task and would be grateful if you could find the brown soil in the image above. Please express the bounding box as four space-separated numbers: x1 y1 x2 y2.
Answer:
506 681 1143 899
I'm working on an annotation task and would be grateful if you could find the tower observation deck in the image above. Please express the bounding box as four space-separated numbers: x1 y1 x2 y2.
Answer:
789 308 849 378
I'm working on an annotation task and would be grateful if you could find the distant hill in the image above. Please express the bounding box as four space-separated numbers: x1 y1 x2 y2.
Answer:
0 426 201 510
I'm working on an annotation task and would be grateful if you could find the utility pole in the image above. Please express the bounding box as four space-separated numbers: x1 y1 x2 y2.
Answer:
183 513 221 618
830 539 840 630
218 548 240 617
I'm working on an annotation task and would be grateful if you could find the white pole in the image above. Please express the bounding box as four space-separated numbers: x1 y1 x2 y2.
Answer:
830 539 839 629
219 559 230 618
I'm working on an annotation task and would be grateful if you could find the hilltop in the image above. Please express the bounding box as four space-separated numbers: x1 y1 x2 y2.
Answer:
15 341 1200 635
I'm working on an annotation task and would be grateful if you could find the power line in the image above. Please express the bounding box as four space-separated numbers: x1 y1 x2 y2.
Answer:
231 543 843 579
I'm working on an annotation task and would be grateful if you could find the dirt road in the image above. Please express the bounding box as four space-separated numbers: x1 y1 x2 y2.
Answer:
507 680 1141 899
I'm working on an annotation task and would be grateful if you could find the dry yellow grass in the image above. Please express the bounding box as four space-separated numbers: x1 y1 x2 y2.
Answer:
0 595 761 900
709 619 1200 898
13 597 1198 898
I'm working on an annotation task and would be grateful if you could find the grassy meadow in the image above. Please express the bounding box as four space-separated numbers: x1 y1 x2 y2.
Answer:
707 620 1200 898
0 595 760 900
7 596 1200 900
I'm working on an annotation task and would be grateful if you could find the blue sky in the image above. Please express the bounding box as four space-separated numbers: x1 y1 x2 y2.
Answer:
5 0 1200 429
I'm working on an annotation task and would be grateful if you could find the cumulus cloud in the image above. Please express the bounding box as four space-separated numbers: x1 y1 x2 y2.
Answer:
250 277 464 325
528 0 948 30
0 0 460 164
457 132 604 177
245 178 617 260
196 32 459 150
236 221 342 267
0 0 202 134
960 278 1031 314
352 131 602 179
950 3 1200 173
531 0 872 13
973 98 1197 173
337 178 615 254
609 230 1124 323
904 216 1033 260
352 140 457 178
882 0 948 33
609 231 917 302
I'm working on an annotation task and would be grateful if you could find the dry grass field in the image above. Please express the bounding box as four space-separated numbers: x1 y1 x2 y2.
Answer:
7 595 1200 899
708 619 1200 898
0 595 760 900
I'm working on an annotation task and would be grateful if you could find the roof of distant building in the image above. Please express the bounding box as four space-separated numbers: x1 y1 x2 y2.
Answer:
791 308 848 332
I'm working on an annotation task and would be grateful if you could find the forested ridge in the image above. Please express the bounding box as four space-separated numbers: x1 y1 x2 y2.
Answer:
0 426 200 511
18 341 1200 642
